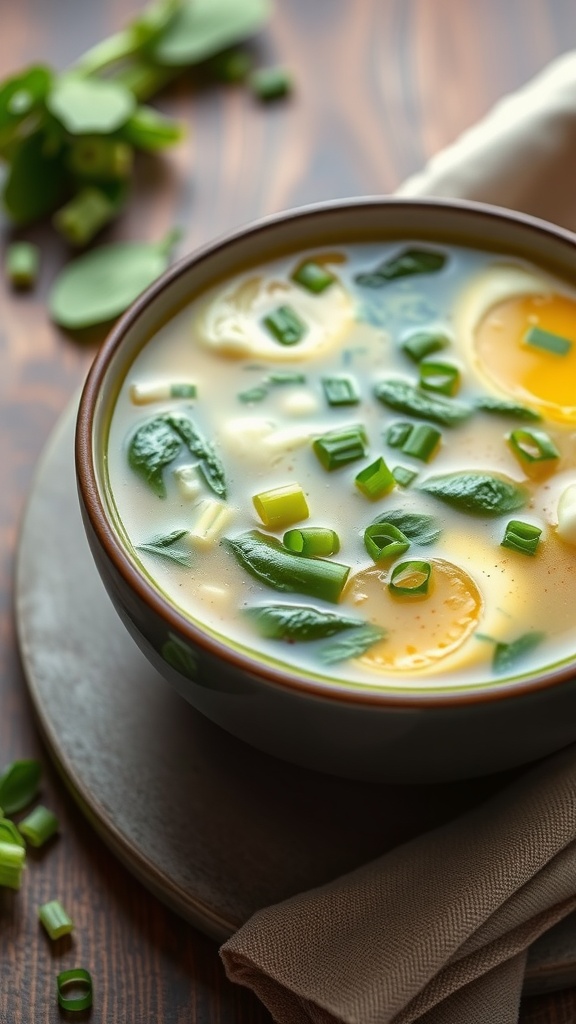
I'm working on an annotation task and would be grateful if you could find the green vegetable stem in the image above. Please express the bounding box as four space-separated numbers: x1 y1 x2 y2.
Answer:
223 530 351 603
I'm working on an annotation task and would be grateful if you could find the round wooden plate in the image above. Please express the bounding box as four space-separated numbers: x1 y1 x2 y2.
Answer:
14 399 576 994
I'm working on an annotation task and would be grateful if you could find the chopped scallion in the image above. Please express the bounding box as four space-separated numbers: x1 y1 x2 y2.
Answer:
0 759 41 815
322 375 359 407
313 424 368 470
355 457 395 500
250 65 293 101
18 805 59 847
419 360 461 396
263 305 307 346
507 428 560 473
364 523 410 562
501 519 542 556
386 422 413 448
392 465 418 487
524 325 572 356
253 484 310 530
56 968 93 1012
39 900 73 940
0 839 26 890
389 560 432 596
283 527 340 556
292 260 335 294
5 241 40 289
401 331 448 362
401 423 441 462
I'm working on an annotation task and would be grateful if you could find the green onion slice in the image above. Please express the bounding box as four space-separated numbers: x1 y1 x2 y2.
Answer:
507 428 560 468
419 360 461 397
57 968 93 1012
364 523 410 562
392 465 418 487
401 423 441 462
0 759 41 815
283 528 340 556
0 818 25 849
389 560 432 596
253 484 309 530
313 424 368 470
291 260 335 294
501 520 542 556
5 241 40 289
524 325 572 356
18 805 59 847
39 900 74 940
386 422 413 448
263 305 307 345
0 839 26 890
355 457 395 500
322 375 359 406
401 331 448 362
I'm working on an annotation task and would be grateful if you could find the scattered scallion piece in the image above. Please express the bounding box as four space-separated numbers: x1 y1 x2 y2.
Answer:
322 375 359 407
474 396 541 421
39 900 74 940
129 381 197 404
170 383 197 399
375 378 472 426
386 422 413 448
313 424 368 470
501 520 542 556
389 560 432 596
392 465 418 487
401 330 448 362
238 384 269 403
283 527 340 557
263 304 307 345
507 428 560 473
419 360 461 397
355 457 395 500
56 968 93 1012
268 370 307 385
18 805 59 848
250 65 293 101
364 522 410 562
524 325 572 356
355 247 447 288
0 818 25 849
0 839 26 890
253 483 309 530
5 241 40 289
0 759 41 815
53 186 121 247
209 47 253 83
223 530 350 603
291 260 335 294
401 423 441 462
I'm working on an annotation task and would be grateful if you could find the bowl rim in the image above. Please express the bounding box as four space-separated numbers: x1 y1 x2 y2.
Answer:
75 194 576 709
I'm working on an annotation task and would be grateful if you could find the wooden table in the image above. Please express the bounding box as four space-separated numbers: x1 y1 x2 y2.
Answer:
2 2 576 1021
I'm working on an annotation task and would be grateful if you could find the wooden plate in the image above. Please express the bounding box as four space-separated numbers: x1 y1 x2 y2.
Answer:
14 399 576 995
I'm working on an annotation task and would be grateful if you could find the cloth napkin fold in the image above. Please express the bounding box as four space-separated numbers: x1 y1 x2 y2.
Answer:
221 51 576 1024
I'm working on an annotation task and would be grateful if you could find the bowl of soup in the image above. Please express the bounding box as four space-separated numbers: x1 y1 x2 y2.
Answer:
75 196 576 783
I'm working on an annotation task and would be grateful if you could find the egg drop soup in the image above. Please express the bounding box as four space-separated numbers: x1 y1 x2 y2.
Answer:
104 242 576 691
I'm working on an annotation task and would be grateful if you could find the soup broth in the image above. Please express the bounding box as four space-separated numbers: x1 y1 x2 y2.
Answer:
105 241 576 691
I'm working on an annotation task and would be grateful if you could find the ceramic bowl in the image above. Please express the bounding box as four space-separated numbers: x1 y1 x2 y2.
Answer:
75 196 576 784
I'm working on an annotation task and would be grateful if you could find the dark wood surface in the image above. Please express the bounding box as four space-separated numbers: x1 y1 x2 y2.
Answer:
2 2 576 1022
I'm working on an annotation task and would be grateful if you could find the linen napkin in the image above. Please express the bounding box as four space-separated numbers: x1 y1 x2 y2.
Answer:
220 51 576 1024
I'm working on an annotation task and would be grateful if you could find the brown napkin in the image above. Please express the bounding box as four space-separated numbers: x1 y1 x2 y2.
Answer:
221 53 576 1024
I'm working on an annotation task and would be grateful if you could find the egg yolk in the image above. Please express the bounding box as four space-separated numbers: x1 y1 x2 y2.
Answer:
345 558 483 673
474 293 576 422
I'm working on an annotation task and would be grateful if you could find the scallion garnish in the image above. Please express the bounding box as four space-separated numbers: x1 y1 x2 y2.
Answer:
291 260 335 294
322 375 359 407
501 520 542 556
5 241 40 289
524 325 572 356
386 422 413 448
401 331 448 362
313 424 368 470
56 968 93 1012
250 65 293 101
507 428 560 472
392 465 418 487
419 360 461 397
355 457 395 500
389 560 432 596
0 759 41 815
364 523 410 562
401 423 441 462
253 484 310 530
238 384 269 403
39 900 73 940
223 531 351 603
170 382 197 398
18 805 59 848
283 527 340 557
263 305 307 345
0 839 26 890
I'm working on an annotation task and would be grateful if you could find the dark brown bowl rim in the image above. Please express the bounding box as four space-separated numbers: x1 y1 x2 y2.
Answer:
76 195 576 709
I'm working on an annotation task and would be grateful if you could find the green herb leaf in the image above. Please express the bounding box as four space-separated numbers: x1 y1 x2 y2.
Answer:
47 75 136 135
246 603 363 640
3 130 72 224
419 472 528 516
151 0 271 66
164 413 227 498
374 378 472 426
319 624 385 664
0 759 41 815
137 528 192 566
49 230 180 328
128 418 182 497
369 510 442 545
355 247 447 288
474 396 541 421
121 104 185 150
0 65 53 150
493 631 546 675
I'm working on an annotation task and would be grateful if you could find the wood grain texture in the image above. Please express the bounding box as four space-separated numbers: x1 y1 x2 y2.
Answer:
2 1 576 1021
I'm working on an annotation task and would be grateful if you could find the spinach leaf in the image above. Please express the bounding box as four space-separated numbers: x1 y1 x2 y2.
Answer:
3 130 72 224
151 0 271 67
419 472 527 516
164 413 227 498
474 396 541 421
355 247 447 288
246 603 363 641
128 418 182 497
0 66 53 152
137 528 192 566
319 624 386 664
370 510 442 545
492 631 546 675
374 378 472 426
